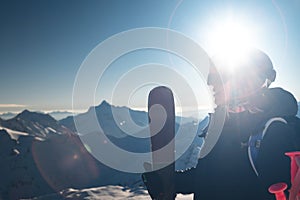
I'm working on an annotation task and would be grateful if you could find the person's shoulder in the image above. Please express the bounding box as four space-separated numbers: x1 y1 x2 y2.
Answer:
267 87 296 99
265 87 298 117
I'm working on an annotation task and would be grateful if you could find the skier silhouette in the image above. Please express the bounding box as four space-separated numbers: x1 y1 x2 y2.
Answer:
143 48 299 200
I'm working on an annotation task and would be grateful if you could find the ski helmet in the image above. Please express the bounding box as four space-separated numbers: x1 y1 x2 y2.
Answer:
208 48 276 88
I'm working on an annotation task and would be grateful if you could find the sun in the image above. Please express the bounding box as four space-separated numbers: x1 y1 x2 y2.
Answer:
204 17 258 71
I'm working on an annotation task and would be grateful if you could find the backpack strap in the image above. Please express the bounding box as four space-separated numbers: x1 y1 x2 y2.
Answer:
248 117 288 176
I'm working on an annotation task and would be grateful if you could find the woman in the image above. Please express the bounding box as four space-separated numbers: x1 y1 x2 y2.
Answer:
144 48 299 199
176 48 298 199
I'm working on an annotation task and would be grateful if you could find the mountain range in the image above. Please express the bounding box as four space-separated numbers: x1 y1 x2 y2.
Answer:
0 111 77 121
0 101 204 200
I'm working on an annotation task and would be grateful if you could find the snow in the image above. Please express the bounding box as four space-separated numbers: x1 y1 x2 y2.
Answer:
46 127 57 133
33 123 42 131
26 185 193 200
0 126 28 140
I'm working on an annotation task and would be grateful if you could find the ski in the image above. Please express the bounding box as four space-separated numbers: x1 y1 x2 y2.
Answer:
146 86 176 200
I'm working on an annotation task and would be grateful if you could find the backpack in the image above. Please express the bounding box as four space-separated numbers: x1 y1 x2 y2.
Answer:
248 116 300 176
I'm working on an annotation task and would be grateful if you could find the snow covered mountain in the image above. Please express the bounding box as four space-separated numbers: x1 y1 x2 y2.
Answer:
0 125 143 199
60 101 148 138
0 112 17 120
59 100 204 167
59 100 197 137
0 110 73 138
0 103 205 199
0 129 54 199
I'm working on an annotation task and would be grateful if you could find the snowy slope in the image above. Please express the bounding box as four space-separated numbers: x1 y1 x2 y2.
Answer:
0 126 28 140
25 185 194 200
0 112 17 120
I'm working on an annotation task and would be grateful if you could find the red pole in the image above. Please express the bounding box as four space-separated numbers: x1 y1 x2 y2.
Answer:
268 182 287 200
285 152 300 183
285 152 300 199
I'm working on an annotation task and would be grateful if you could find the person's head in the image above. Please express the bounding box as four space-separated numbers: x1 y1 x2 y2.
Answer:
207 48 276 109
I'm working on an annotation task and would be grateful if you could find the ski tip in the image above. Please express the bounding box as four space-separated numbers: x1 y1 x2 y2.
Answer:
149 86 172 95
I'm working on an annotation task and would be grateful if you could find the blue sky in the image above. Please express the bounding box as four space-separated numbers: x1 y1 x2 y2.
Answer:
1 0 300 114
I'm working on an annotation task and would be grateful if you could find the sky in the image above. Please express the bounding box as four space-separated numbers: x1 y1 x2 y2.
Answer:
1 0 300 115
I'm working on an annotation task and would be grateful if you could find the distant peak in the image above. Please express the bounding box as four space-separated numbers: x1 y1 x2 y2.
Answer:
96 100 112 109
86 100 112 113
100 100 110 106
21 109 30 114
15 109 56 122
16 109 31 117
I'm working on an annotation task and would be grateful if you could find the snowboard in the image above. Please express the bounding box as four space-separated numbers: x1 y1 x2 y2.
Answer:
146 86 176 200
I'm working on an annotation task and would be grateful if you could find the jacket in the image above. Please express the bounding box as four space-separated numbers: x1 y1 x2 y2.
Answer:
175 87 298 200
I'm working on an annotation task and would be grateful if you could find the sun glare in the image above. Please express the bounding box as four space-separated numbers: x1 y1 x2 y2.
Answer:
205 17 258 72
